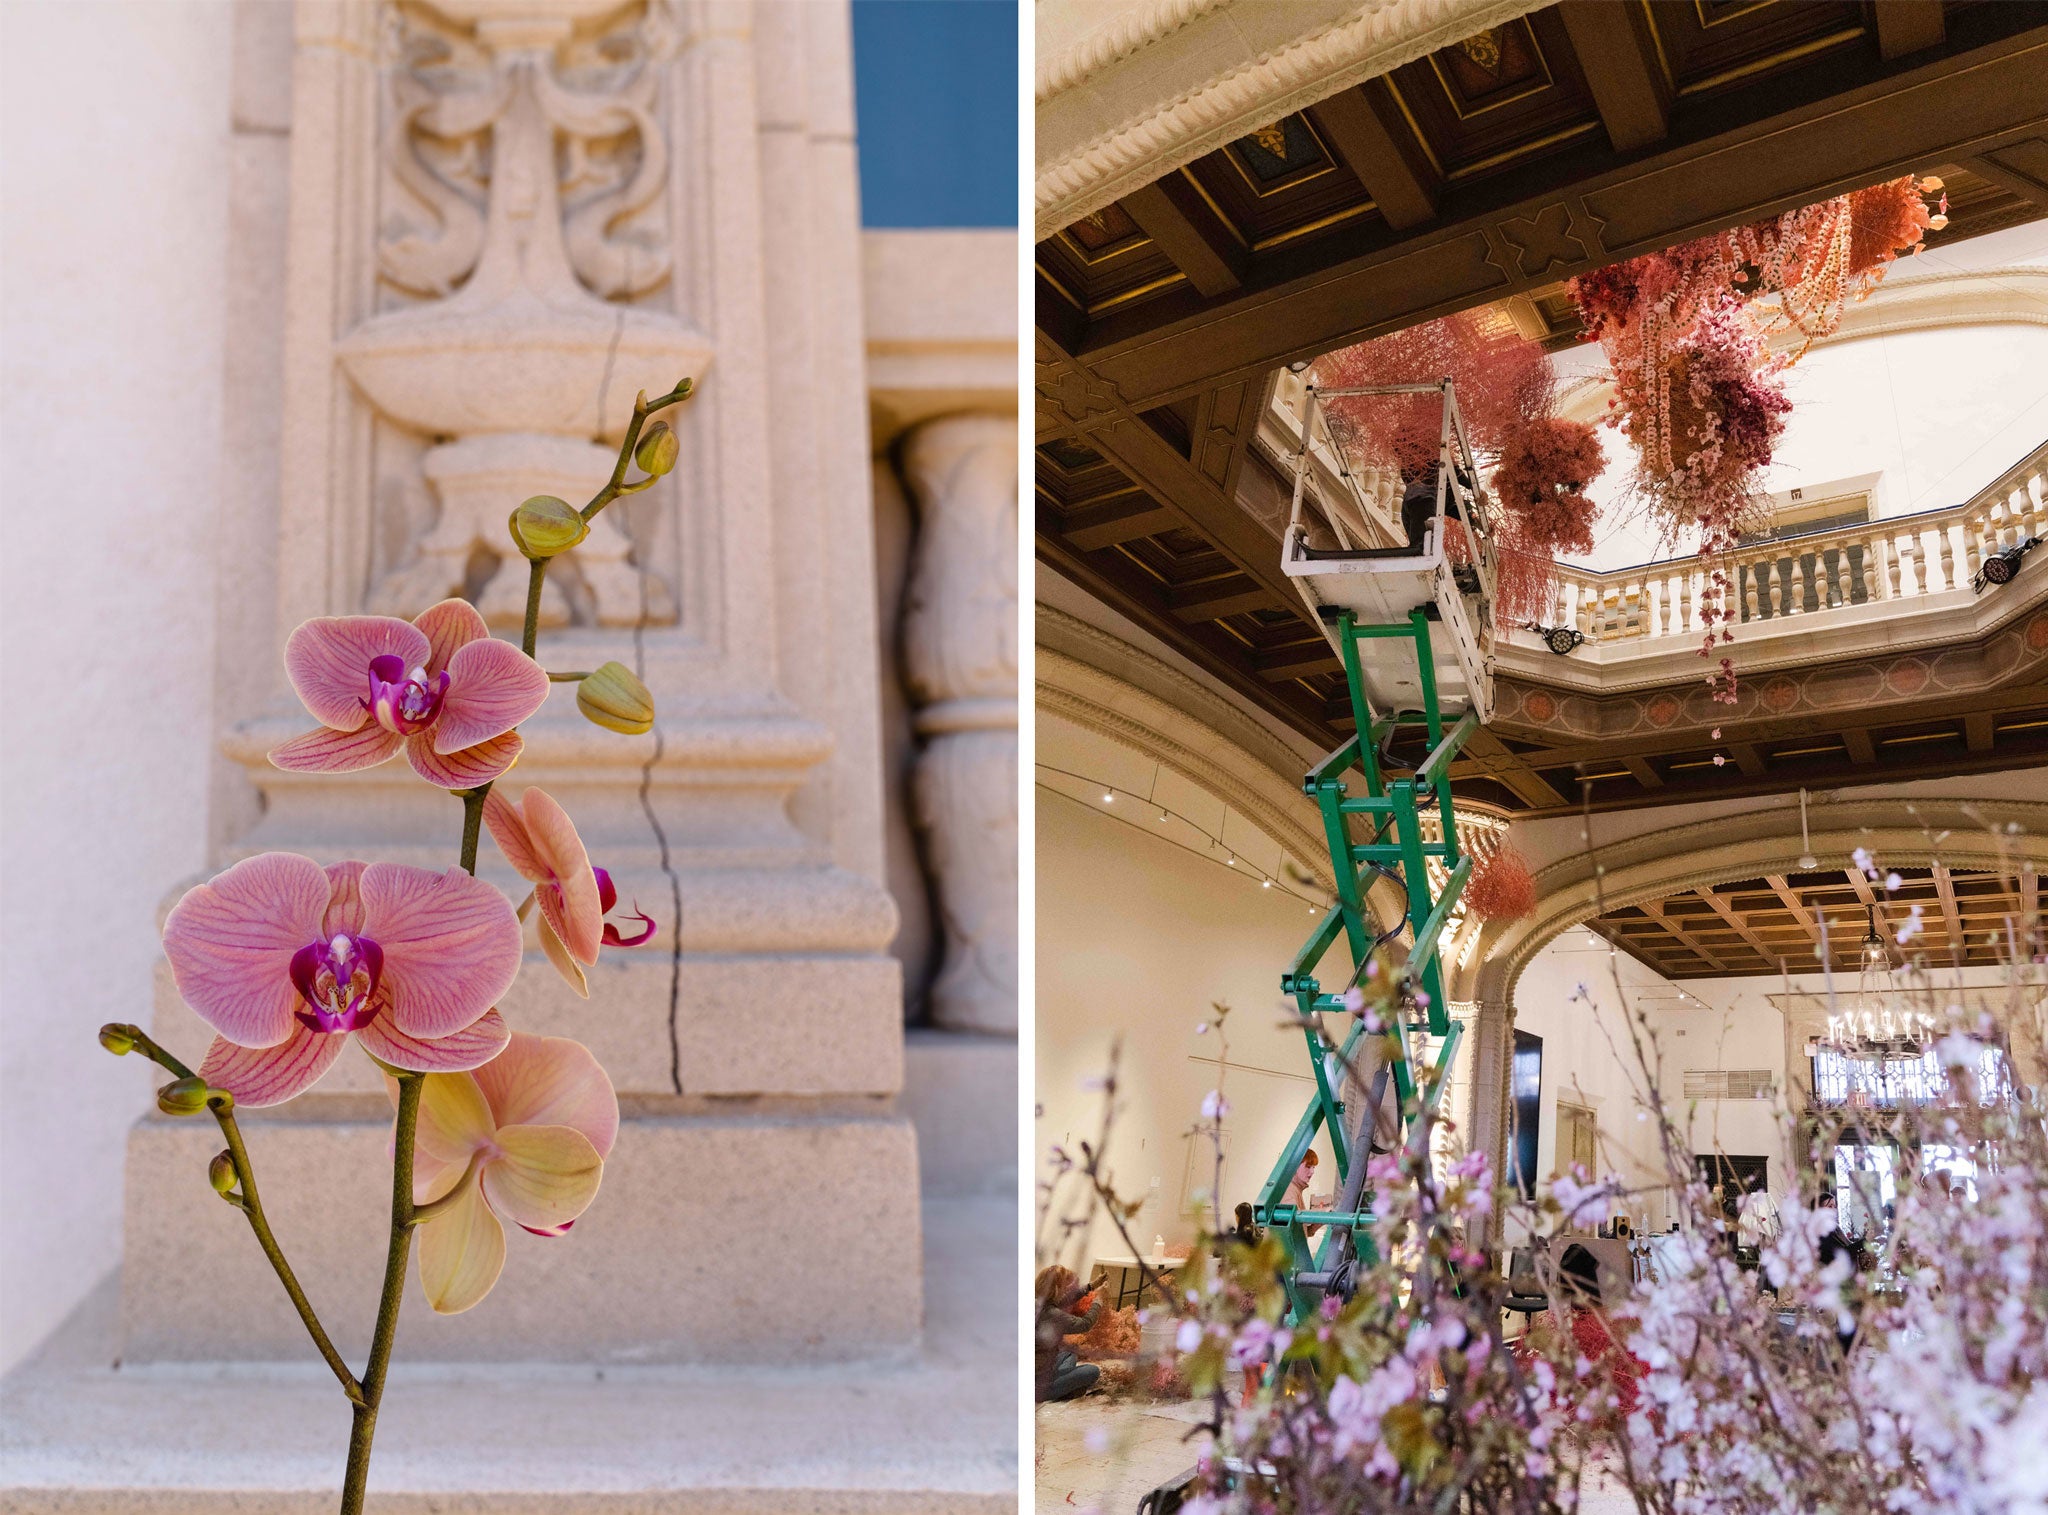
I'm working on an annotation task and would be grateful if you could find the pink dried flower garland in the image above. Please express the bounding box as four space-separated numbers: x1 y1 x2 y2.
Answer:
1568 176 1937 700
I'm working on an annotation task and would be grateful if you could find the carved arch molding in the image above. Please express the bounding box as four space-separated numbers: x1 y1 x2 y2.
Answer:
1454 796 2048 1224
1036 605 1335 891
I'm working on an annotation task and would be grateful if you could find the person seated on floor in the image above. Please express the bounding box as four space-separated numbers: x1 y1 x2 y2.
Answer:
1034 1264 1106 1403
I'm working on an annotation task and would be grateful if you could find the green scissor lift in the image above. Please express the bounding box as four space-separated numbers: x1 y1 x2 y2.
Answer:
1252 379 1496 1325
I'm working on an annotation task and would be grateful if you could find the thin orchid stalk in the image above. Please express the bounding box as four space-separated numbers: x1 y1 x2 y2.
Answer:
114 1026 362 1403
333 379 692 1512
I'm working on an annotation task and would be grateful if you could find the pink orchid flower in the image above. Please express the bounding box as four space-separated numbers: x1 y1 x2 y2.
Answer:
403 1033 618 1314
162 853 522 1107
269 599 549 790
483 786 656 999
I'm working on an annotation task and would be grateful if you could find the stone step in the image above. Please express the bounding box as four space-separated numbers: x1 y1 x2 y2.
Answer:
901 1029 1016 1198
0 1198 1017 1515
120 1107 920 1364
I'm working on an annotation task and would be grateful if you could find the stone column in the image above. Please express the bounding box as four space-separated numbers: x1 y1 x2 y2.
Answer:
1465 996 1516 1248
900 414 1018 1034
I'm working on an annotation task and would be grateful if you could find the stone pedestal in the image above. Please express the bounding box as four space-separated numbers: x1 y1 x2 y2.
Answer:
118 0 919 1366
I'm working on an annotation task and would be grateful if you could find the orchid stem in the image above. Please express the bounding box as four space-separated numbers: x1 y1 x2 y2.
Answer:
340 1070 421 1515
458 786 489 877
520 558 547 662
579 380 693 526
118 1027 363 1404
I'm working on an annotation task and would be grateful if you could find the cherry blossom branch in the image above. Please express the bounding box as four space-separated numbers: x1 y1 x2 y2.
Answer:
102 1024 362 1404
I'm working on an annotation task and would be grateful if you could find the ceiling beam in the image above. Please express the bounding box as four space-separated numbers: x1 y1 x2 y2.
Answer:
1256 644 1343 682
1874 0 1948 61
1084 413 1300 610
1065 34 2048 413
1055 495 1181 551
1964 143 2048 209
1637 898 1735 974
1932 863 1968 965
1764 875 1832 960
1697 886 1789 968
1622 755 1664 789
1557 0 1672 152
1308 83 1440 231
1458 727 1571 808
1119 178 1245 299
1168 577 1283 622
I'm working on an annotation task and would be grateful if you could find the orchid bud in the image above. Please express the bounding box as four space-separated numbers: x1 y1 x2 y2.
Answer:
99 1023 137 1056
209 1151 238 1195
157 1077 211 1116
634 421 679 477
576 661 655 735
508 495 589 560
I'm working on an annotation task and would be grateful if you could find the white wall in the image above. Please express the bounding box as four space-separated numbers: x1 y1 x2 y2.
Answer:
0 1 230 1374
1507 931 1676 1235
1037 775 1344 1266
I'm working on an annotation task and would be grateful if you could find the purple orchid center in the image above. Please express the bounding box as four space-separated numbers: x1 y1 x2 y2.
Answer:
592 866 657 947
289 931 385 1034
365 654 450 736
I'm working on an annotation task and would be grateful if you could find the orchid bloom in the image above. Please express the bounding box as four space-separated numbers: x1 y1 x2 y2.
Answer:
483 786 655 998
269 600 549 790
405 1033 618 1314
162 853 522 1107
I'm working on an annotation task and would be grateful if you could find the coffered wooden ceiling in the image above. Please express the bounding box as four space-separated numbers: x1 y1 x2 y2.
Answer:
1035 1 2048 818
1586 865 2039 978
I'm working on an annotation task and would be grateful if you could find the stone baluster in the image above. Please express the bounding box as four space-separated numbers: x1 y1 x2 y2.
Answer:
2027 470 2047 536
901 414 1019 1035
1936 523 1958 592
1679 567 1695 635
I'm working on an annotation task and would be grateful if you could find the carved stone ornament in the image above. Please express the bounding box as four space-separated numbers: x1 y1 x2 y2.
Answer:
339 0 712 627
902 415 1020 1035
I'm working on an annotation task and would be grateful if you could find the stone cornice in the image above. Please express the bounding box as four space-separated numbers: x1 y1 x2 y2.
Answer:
1036 0 1235 103
1035 0 1547 238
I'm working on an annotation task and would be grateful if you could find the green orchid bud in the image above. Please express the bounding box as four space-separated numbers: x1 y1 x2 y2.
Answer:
99 1023 138 1056
576 661 655 735
157 1077 212 1117
209 1151 239 1195
508 495 589 560
634 421 679 477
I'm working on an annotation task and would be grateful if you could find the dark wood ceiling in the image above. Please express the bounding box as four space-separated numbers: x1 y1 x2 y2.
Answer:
1036 0 2048 816
1586 865 2039 978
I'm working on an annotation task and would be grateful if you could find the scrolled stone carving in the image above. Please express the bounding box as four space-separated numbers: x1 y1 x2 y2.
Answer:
901 414 1019 1035
343 0 706 626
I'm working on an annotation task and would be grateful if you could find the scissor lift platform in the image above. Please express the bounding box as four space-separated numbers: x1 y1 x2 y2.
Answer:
1253 379 1497 1326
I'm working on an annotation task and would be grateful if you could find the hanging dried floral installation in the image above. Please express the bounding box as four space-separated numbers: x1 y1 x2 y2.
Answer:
1462 834 1535 922
1567 174 1944 700
1313 311 1604 626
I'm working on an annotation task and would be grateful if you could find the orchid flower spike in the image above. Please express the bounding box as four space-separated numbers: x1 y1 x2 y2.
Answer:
269 600 549 790
404 1033 619 1314
484 787 656 998
162 854 522 1106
